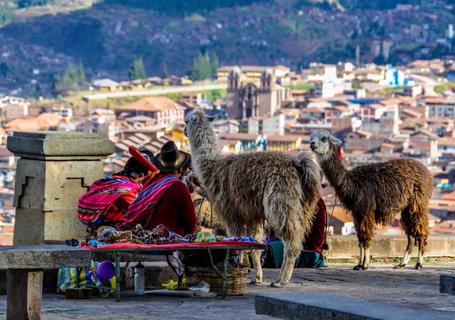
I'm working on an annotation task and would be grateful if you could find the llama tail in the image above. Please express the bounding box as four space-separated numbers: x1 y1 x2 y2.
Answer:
297 151 321 195
295 151 322 223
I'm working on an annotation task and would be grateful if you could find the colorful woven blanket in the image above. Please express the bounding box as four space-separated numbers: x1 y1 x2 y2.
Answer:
77 176 140 226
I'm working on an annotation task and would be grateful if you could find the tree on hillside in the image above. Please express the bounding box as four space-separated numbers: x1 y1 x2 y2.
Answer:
162 63 169 78
0 63 8 78
373 53 386 65
53 63 85 96
0 4 13 27
190 53 219 81
128 57 147 80
210 54 219 76
76 61 86 89
17 0 52 9
190 54 211 81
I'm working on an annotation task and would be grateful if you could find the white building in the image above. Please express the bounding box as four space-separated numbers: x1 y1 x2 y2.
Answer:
248 114 285 135
263 114 285 135
0 96 29 120
361 102 400 135
307 63 337 82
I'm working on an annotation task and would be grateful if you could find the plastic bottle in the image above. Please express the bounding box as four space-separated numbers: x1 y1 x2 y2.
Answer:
134 262 145 295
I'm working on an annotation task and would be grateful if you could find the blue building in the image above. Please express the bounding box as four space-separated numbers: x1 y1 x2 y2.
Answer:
381 67 415 87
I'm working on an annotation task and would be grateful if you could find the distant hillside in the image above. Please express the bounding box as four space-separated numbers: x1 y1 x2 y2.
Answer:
0 0 453 96
105 0 430 12
104 0 268 15
106 0 435 13
300 0 428 10
0 0 97 26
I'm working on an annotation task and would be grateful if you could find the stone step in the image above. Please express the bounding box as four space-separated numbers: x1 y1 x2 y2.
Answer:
440 274 455 295
255 292 453 320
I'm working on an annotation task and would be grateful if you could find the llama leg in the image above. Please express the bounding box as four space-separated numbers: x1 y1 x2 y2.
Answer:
355 242 372 270
415 239 424 270
274 265 283 287
414 209 428 270
250 225 264 284
396 206 415 269
362 246 370 270
400 200 429 270
239 251 246 266
353 217 365 270
264 189 304 287
415 229 428 269
360 235 374 270
355 216 374 270
394 236 413 269
353 245 364 270
251 250 263 284
272 241 299 287
271 245 287 287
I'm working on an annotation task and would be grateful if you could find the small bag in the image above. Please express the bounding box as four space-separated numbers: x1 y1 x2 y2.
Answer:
262 240 284 268
57 267 79 293
262 240 327 269
57 260 117 294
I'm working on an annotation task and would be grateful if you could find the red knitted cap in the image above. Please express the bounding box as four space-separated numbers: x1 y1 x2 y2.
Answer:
128 146 159 173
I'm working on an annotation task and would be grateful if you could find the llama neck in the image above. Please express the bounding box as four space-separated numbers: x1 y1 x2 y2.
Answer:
190 126 221 178
319 153 351 200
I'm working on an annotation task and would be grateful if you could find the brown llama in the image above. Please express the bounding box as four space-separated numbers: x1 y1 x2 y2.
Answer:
184 110 321 287
310 130 433 270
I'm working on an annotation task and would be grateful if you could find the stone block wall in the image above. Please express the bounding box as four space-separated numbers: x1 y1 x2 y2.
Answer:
326 235 455 261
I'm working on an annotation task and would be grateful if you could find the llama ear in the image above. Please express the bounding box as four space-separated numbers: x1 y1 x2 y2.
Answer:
204 115 216 122
329 135 342 146
188 113 199 123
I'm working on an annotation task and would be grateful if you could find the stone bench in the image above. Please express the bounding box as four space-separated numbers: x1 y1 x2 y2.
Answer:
256 292 454 320
0 245 91 320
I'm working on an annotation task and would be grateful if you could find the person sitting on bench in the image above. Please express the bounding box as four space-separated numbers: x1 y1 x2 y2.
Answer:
77 146 158 228
118 141 197 236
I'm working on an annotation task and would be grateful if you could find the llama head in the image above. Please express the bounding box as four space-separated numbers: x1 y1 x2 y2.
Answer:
310 130 342 160
184 110 216 147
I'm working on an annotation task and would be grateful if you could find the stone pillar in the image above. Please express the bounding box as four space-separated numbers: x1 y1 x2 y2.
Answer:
7 132 115 245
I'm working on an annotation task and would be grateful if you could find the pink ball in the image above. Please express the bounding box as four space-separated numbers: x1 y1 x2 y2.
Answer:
96 260 115 282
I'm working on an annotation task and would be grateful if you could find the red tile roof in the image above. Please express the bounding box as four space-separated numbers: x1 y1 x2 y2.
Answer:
117 97 184 112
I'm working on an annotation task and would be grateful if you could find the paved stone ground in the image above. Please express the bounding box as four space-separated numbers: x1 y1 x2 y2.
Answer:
0 263 454 320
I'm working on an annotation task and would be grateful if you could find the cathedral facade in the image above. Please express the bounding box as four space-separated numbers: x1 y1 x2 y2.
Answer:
226 67 290 120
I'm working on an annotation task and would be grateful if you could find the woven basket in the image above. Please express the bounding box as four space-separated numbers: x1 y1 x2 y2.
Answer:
186 265 248 296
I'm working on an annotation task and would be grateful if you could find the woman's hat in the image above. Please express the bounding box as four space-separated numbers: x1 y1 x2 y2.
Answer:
128 146 159 173
156 141 191 172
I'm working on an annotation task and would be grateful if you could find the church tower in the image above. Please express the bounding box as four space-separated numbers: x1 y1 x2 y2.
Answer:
227 66 244 119
228 67 241 92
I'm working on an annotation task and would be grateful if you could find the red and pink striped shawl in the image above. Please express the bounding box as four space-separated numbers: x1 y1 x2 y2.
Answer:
120 175 179 230
77 176 140 226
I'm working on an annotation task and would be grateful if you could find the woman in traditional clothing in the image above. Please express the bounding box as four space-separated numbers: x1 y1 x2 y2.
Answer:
118 141 197 236
77 146 158 228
